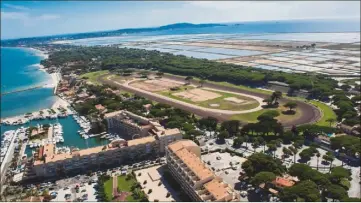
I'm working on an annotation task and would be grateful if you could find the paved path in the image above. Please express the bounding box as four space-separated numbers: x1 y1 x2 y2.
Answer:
112 176 118 199
98 74 321 127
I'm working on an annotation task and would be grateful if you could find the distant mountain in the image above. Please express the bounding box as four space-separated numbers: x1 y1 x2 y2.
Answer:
110 22 226 34
1 22 227 46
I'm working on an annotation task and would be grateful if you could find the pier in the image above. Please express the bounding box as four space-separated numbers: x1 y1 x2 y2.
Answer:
1 84 52 96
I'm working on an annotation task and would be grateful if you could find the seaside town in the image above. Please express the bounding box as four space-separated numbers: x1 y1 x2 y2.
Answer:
1 1 361 203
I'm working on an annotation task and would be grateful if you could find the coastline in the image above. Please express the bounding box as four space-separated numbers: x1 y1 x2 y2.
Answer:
1 46 60 119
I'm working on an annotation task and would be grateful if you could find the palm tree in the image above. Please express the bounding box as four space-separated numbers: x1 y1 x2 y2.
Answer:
316 152 321 170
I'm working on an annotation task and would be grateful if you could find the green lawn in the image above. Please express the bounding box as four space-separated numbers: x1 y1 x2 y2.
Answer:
80 70 109 85
159 88 259 111
231 109 271 123
309 100 337 127
231 104 302 123
117 176 138 202
103 175 142 202
103 177 113 201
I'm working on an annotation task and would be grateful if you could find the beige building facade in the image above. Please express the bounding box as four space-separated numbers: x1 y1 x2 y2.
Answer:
32 118 182 177
166 140 239 202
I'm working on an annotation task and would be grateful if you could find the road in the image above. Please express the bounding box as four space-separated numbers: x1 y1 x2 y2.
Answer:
98 74 321 127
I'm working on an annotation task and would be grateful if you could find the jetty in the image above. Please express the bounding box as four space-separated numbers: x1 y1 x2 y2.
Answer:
1 84 52 96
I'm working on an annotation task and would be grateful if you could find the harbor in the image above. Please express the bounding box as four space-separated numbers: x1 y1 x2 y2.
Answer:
1 116 109 158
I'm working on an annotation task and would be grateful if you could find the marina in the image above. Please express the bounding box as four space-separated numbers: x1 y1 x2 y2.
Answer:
1 105 74 126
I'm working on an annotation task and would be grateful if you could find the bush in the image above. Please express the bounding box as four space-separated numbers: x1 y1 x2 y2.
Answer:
148 189 152 194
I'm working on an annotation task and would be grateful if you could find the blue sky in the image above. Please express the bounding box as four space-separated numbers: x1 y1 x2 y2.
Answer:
1 1 360 39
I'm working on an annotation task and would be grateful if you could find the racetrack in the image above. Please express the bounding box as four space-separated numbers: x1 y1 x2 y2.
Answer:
98 74 321 127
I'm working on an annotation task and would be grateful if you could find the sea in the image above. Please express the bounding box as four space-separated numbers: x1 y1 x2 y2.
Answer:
1 18 360 153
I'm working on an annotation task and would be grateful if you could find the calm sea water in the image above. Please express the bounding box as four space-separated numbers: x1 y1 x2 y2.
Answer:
0 47 107 152
64 19 361 46
1 47 56 118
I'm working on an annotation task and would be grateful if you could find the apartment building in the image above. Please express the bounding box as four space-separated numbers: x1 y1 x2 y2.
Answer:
104 110 154 138
166 140 239 202
32 127 181 177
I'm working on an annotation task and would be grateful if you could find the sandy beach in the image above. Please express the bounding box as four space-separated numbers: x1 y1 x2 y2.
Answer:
28 47 49 59
52 96 70 109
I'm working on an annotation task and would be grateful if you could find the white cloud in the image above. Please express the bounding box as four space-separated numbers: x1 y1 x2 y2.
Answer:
1 11 28 20
3 3 30 11
185 1 360 22
37 14 60 20
1 11 60 27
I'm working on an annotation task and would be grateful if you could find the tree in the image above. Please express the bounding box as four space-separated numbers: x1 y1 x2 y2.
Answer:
252 141 260 152
221 120 240 137
242 153 286 176
185 76 193 84
198 117 218 136
271 91 282 104
299 147 318 161
289 146 298 163
251 171 276 186
257 111 279 122
326 118 336 127
258 137 266 152
280 180 321 202
156 72 164 77
330 136 361 157
217 131 228 144
267 143 277 158
326 184 348 201
263 98 273 106
233 136 244 148
282 147 292 158
199 79 206 87
342 197 361 202
316 152 321 170
283 101 298 112
329 166 351 183
340 84 351 91
323 152 335 172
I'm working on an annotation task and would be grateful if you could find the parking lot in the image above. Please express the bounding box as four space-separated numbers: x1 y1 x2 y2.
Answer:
50 182 97 202
202 152 247 188
134 165 179 202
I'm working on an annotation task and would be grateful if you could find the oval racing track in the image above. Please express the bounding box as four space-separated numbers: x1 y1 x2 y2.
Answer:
98 74 322 128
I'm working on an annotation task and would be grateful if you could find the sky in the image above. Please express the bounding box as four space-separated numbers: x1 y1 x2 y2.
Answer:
1 1 360 39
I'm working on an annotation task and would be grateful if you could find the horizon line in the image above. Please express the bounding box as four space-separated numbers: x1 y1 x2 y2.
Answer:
1 16 360 41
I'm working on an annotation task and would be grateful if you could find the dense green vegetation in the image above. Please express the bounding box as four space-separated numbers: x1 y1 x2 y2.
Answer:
242 153 286 176
42 46 337 95
42 46 358 125
330 136 361 156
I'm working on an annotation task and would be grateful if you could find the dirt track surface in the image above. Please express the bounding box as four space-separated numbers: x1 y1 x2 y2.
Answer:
98 74 321 128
